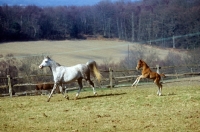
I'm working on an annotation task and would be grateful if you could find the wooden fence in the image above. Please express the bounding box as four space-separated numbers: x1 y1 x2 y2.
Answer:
105 65 200 88
0 65 200 97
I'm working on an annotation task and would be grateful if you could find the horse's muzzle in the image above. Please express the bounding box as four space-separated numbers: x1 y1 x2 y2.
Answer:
136 67 139 70
39 65 43 69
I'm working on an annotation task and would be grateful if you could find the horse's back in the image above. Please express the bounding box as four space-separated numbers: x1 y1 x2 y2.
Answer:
59 64 88 82
86 60 96 65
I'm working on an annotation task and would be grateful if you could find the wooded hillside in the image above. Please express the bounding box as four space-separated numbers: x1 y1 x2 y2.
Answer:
0 0 200 49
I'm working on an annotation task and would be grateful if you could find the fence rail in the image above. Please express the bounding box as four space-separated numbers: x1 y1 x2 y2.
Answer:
0 65 199 97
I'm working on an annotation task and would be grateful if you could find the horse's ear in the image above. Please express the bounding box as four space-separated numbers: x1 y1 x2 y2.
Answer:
45 56 50 59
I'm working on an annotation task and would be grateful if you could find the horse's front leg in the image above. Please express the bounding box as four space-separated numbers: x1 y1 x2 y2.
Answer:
47 83 57 102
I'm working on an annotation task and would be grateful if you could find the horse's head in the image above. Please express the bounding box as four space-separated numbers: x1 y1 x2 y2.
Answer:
136 59 143 70
39 56 51 69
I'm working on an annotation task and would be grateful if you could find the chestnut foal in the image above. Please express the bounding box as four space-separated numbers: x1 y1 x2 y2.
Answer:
132 59 163 96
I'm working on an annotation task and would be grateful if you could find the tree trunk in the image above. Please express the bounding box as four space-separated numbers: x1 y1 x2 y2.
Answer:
131 12 135 42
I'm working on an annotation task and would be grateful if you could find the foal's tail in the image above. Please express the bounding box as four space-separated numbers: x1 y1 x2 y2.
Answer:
160 73 166 78
86 60 102 82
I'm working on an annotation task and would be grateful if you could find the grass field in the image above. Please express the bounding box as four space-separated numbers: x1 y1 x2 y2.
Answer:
0 81 199 132
0 40 186 65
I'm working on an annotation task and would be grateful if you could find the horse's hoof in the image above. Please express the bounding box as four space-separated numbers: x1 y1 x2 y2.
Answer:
74 97 78 100
157 93 162 96
65 96 69 100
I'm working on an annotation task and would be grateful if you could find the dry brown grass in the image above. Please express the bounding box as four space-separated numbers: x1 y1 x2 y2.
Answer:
0 81 199 132
0 40 187 65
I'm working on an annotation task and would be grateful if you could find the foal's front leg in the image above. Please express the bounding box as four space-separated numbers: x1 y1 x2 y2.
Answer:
132 75 142 87
132 78 138 86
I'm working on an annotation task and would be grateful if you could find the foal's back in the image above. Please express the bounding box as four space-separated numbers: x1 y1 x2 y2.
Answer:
142 61 160 80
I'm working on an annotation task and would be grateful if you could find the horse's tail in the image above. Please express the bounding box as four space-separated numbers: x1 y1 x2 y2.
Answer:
86 60 102 82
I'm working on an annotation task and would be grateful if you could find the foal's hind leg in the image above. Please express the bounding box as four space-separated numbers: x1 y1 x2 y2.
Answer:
160 83 162 96
154 80 162 96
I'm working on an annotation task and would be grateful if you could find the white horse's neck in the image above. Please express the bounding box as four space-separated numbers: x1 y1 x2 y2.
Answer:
49 60 60 74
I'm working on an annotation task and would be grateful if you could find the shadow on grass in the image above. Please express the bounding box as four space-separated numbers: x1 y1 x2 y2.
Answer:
157 93 177 97
75 92 127 100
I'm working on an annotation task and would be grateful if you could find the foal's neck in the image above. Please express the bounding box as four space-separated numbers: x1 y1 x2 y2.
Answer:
142 63 149 70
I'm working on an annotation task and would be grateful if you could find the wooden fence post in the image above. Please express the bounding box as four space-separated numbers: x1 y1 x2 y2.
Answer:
7 75 12 97
191 68 193 73
156 65 160 74
175 70 178 79
109 68 113 89
173 35 176 48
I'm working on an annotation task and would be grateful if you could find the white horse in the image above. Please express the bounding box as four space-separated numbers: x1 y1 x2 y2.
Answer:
39 56 102 102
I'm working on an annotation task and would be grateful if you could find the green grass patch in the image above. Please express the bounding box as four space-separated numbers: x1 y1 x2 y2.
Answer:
0 82 200 132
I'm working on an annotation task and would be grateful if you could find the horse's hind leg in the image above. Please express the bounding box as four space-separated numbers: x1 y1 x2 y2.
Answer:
76 79 83 99
85 70 97 95
59 85 69 100
87 79 97 95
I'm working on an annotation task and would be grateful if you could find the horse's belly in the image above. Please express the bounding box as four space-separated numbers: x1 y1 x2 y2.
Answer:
64 77 77 83
63 72 81 82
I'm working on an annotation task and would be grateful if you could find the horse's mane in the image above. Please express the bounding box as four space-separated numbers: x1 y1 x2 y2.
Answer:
46 56 61 66
56 62 61 66
51 60 61 67
46 56 61 72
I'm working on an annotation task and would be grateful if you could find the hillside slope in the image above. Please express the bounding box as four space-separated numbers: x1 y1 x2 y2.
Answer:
0 40 187 66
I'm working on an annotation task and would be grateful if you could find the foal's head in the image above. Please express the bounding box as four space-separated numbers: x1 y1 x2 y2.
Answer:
39 56 51 69
136 59 145 70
